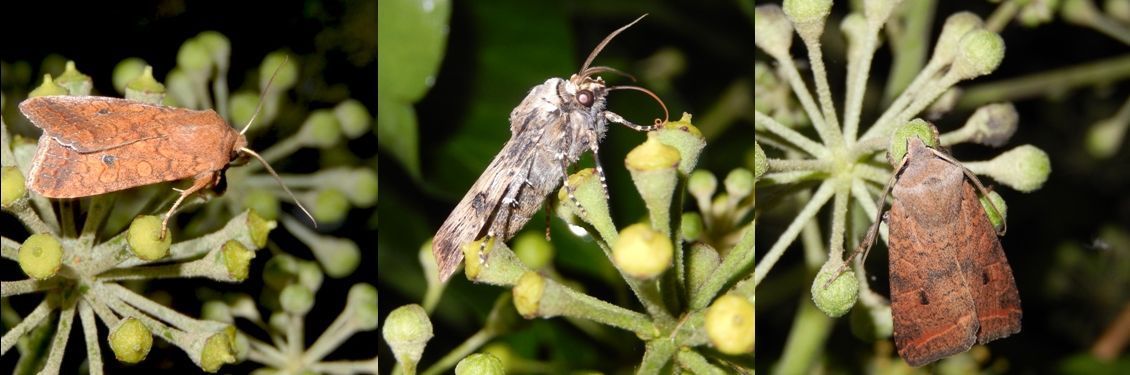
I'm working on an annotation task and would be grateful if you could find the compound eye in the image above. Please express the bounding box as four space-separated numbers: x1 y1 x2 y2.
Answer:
577 89 594 107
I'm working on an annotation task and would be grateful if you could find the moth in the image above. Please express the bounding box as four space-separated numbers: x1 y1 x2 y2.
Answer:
432 15 667 282
18 62 312 237
852 126 1022 367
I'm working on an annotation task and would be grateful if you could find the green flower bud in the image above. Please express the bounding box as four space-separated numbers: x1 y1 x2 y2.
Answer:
382 304 433 374
612 223 673 279
165 68 195 108
933 12 984 65
1 166 27 207
946 103 1018 147
295 260 324 293
971 145 1051 193
811 263 859 318
280 284 314 315
1086 116 1127 159
348 283 379 331
199 330 236 373
650 113 705 175
680 212 704 242
512 271 546 318
260 52 298 91
754 4 794 58
301 109 342 148
177 39 212 75
195 31 231 68
1109 0 1130 22
345 167 378 207
19 233 63 280
128 215 171 261
705 294 755 355
724 168 754 201
263 254 299 290
125 66 167 104
627 138 680 231
481 343 515 371
688 169 718 214
513 231 554 270
245 210 274 249
313 237 359 278
979 190 1008 232
221 240 255 281
335 99 372 139
557 168 615 241
29 74 67 97
314 188 350 223
113 57 148 94
953 30 1005 80
1018 0 1058 27
686 243 721 297
109 317 152 364
229 92 260 132
888 119 939 166
243 190 280 221
55 61 93 96
455 353 505 375
783 0 833 37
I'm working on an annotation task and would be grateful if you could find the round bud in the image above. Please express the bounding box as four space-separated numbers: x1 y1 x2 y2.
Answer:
979 190 1008 231
113 57 148 94
109 317 152 364
280 284 314 315
348 283 379 331
1 166 27 207
314 188 350 223
512 271 546 318
953 30 1005 80
302 109 343 148
753 5 794 57
705 294 755 355
933 12 983 64
888 119 939 166
981 145 1051 193
243 190 280 221
455 353 505 375
382 304 434 374
811 263 859 318
19 233 63 280
612 223 673 279
128 215 171 261
513 231 554 270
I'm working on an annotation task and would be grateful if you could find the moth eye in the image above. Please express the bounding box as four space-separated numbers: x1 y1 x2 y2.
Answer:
577 90 594 107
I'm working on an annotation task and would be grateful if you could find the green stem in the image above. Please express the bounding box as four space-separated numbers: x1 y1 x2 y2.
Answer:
957 55 1130 109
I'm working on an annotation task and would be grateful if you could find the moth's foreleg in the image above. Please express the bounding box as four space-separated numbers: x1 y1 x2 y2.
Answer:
162 172 216 239
558 153 589 220
605 111 661 132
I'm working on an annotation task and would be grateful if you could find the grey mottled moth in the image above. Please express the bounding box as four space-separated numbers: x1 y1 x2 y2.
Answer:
432 15 668 282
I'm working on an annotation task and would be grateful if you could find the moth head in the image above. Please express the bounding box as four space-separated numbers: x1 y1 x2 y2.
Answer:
568 74 609 110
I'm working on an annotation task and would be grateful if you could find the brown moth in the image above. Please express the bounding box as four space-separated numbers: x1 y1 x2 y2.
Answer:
19 63 312 237
432 15 667 282
848 126 1021 367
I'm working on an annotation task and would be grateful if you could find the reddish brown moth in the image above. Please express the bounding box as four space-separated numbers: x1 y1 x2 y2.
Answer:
432 15 667 282
18 63 313 237
853 126 1021 367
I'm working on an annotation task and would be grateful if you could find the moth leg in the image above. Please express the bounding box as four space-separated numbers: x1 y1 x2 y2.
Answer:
605 111 661 132
558 154 588 219
161 172 217 239
543 200 552 241
590 144 611 200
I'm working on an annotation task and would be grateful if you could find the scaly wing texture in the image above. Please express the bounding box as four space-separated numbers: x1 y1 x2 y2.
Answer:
20 96 228 153
958 182 1022 344
27 120 239 198
888 143 978 367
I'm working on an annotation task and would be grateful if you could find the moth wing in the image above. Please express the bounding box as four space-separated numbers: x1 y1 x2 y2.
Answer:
27 127 228 198
432 137 536 281
888 193 978 367
957 182 1022 343
19 96 227 153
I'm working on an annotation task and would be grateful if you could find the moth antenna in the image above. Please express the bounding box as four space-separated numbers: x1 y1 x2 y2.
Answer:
580 66 635 81
239 147 317 228
240 55 291 136
609 85 669 123
579 14 648 75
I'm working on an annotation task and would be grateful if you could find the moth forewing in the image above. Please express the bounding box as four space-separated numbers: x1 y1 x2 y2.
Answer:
432 16 662 282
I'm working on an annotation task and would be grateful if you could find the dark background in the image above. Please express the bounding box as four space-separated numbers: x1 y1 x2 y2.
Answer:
2 0 377 373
